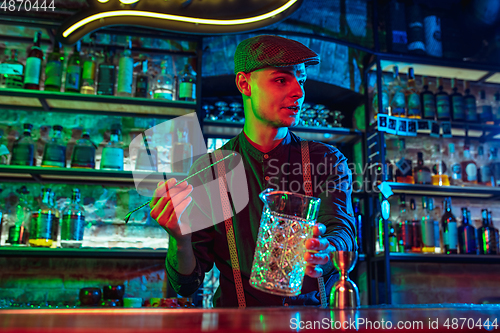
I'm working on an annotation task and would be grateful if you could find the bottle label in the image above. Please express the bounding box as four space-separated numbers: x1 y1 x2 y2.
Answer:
391 91 406 116
118 57 133 94
451 163 461 179
179 82 195 100
465 163 477 181
446 221 458 250
66 65 81 91
24 57 41 85
82 61 96 80
45 61 62 88
436 94 450 118
153 91 173 100
101 147 124 170
422 220 435 247
407 93 421 116
464 97 477 121
97 65 116 95
7 225 28 244
0 63 24 75
30 212 55 240
416 170 432 184
451 95 465 121
480 105 493 122
61 214 85 241
71 146 96 168
11 143 34 166
42 144 66 167
422 94 436 118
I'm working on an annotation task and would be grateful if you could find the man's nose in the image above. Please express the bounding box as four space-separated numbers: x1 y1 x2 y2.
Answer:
290 79 304 99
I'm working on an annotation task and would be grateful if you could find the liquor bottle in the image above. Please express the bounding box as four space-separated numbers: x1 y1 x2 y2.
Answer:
0 129 10 165
172 122 193 173
489 147 500 187
41 125 66 168
135 134 158 171
421 197 436 253
440 197 458 254
134 58 150 98
457 207 477 254
65 41 82 93
374 195 384 253
420 76 436 120
44 41 64 92
478 209 498 255
353 197 363 253
29 188 56 248
389 66 406 117
177 62 196 102
494 92 500 125
477 145 492 186
61 188 86 248
405 3 426 55
117 37 134 97
477 90 493 124
460 143 477 184
100 129 124 170
405 67 421 118
431 144 449 186
153 58 175 100
489 211 500 254
389 225 398 253
429 198 441 253
97 47 116 96
409 198 422 252
6 186 30 246
448 143 462 186
49 190 60 248
463 81 478 122
71 131 96 169
396 194 412 253
24 31 43 90
435 77 451 121
450 78 465 122
0 49 24 89
414 151 432 184
80 36 97 95
10 123 35 166
394 138 414 184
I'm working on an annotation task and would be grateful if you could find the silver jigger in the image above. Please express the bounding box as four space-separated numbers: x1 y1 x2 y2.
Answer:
330 251 360 308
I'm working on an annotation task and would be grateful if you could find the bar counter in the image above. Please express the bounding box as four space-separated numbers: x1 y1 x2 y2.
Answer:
1 304 499 332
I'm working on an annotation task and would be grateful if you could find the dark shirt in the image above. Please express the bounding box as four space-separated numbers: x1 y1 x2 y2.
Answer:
166 130 357 307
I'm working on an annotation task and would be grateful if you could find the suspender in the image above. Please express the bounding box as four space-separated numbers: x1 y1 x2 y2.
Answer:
214 140 328 308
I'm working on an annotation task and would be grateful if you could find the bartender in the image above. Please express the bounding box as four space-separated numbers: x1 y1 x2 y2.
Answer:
150 35 357 307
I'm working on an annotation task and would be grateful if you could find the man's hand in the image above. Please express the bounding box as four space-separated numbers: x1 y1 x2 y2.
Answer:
304 223 335 278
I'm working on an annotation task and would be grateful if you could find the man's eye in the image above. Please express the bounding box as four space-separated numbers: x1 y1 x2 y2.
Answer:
276 78 285 84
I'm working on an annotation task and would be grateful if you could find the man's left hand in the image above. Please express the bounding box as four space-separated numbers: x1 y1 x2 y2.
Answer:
304 223 335 278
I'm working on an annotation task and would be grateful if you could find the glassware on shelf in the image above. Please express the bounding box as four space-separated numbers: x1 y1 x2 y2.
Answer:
153 58 175 100
478 209 498 255
71 131 96 169
44 41 64 92
440 197 458 254
134 58 151 99
478 90 493 124
41 125 67 168
405 67 421 119
394 138 414 184
5 186 30 246
371 73 390 122
489 147 500 187
100 129 124 171
450 78 465 122
49 191 60 248
97 46 116 96
135 134 158 172
421 197 436 253
0 129 10 165
331 110 344 128
420 76 436 120
0 49 24 89
409 198 422 252
396 194 412 253
65 41 82 93
202 104 215 121
80 36 97 95
463 81 477 122
461 143 477 185
448 143 462 186
171 122 193 173
10 123 36 166
431 144 449 186
435 77 451 121
177 62 196 102
389 66 406 117
61 188 86 248
477 145 492 186
457 207 477 254
29 188 56 248
414 151 432 185
117 37 134 97
24 31 43 90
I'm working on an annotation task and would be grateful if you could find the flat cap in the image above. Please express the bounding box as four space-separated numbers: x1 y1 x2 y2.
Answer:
234 35 320 74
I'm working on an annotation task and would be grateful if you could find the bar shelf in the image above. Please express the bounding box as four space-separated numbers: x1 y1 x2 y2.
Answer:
384 182 500 199
0 247 168 259
374 252 500 264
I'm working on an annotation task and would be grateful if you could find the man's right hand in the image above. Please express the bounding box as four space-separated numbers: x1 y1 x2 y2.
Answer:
150 178 193 242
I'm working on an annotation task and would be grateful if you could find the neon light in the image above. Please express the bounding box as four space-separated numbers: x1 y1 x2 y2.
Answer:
97 0 110 3
63 0 298 37
120 0 140 3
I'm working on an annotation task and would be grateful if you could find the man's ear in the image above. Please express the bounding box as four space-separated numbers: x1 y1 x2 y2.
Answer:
235 72 251 96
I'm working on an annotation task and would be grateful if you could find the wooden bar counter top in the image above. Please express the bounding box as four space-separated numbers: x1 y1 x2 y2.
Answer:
1 304 499 332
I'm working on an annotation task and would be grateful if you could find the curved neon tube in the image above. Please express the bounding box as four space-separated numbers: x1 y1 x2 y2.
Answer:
63 0 298 37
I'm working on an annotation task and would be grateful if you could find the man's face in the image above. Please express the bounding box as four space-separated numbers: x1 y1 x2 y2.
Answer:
246 64 306 128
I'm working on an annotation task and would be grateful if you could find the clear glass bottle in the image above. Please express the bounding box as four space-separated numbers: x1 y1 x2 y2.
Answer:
396 194 412 253
117 37 134 97
440 197 458 254
24 31 43 90
457 207 477 254
171 122 193 173
372 73 390 122
100 129 124 170
135 134 158 171
61 188 86 248
353 197 363 253
463 81 478 122
394 138 414 184
44 41 64 92
421 196 436 253
29 188 56 248
41 125 67 168
435 77 451 121
80 36 97 95
71 131 96 169
460 143 477 184
409 198 422 252
97 46 116 96
6 186 30 246
153 58 175 100
0 49 24 89
477 145 492 186
49 190 60 248
448 143 462 186
478 209 498 255
414 151 432 185
389 225 398 253
375 195 384 253
0 129 10 165
429 198 441 253
177 62 196 102
134 58 151 98
431 144 449 186
389 66 406 117
477 90 493 124
405 68 421 118
65 41 82 93
10 123 36 166
489 147 500 187
450 78 465 122
420 76 436 120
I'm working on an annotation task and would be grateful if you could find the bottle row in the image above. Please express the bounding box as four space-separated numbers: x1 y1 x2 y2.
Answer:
0 187 85 248
1 123 193 174
386 138 500 187
0 32 197 101
371 66 500 124
376 196 499 256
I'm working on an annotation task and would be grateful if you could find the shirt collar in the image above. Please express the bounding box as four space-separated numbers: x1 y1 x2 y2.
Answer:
238 130 291 162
